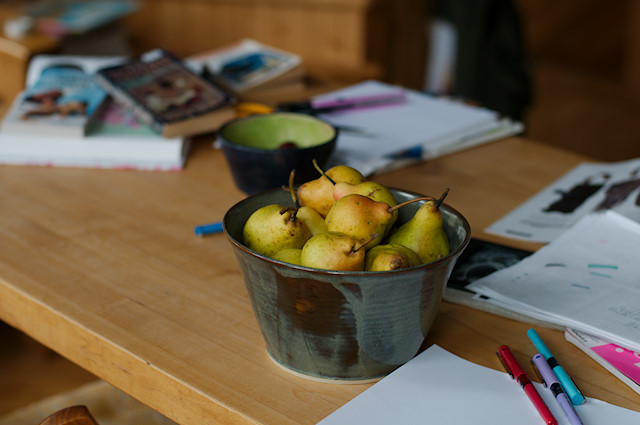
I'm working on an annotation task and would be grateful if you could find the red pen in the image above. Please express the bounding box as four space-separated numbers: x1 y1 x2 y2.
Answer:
497 345 558 425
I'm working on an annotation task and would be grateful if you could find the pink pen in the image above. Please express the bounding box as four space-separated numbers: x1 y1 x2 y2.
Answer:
310 91 407 113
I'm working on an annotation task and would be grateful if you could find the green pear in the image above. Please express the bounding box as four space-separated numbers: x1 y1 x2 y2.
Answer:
272 248 303 265
333 180 398 236
325 193 394 250
388 190 450 264
296 164 364 217
300 232 366 271
243 204 311 257
296 205 328 235
364 244 421 271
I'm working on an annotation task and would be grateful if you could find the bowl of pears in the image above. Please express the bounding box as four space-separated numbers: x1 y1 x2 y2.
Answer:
223 162 470 382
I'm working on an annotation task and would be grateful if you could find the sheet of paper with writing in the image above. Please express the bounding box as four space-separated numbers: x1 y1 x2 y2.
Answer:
317 345 640 425
469 211 640 352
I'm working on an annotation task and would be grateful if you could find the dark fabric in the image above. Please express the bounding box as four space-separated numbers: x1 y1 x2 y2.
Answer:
433 0 533 120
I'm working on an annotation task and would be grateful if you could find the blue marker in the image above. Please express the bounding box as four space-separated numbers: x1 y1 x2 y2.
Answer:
527 328 585 405
194 221 223 236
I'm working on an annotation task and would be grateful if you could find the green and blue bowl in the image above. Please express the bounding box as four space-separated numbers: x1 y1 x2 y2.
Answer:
223 187 471 382
217 112 338 194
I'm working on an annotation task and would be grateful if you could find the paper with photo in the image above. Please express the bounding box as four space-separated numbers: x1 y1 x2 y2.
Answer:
486 158 640 243
317 345 640 425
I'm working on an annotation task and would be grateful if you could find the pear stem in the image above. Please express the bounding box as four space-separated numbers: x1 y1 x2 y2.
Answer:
279 206 298 222
312 158 336 185
287 169 300 207
352 234 378 253
388 196 435 213
434 187 450 209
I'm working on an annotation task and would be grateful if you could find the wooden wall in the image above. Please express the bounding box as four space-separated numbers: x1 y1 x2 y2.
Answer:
121 0 428 88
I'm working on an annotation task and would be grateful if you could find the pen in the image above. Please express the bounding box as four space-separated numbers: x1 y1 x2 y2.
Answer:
532 353 584 425
277 91 407 115
527 328 585 405
194 221 223 236
497 345 558 425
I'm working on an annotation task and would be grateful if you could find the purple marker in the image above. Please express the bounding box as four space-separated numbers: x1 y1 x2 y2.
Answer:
532 353 584 425
310 91 407 113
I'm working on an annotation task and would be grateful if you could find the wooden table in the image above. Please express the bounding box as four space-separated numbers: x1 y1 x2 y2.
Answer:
0 136 638 425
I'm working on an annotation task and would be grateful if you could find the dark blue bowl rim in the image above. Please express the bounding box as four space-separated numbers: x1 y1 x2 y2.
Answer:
222 186 471 277
217 112 338 154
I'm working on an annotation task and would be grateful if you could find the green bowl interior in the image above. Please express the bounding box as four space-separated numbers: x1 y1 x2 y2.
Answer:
220 113 336 150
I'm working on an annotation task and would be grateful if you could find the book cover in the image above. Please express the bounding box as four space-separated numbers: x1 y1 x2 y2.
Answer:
1 55 126 138
96 49 236 138
0 99 187 171
565 328 640 396
186 39 304 95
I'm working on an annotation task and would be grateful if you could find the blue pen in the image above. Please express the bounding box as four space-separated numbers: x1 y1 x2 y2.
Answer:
532 353 584 425
527 328 585 405
194 221 223 236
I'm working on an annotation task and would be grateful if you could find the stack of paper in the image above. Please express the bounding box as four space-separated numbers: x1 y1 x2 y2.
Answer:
316 80 523 176
317 345 640 425
468 211 640 353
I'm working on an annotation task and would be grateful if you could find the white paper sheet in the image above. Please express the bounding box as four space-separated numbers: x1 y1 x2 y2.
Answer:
317 345 640 425
469 211 640 352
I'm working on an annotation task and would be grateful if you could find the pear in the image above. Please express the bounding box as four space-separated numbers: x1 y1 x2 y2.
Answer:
296 163 365 217
333 180 398 236
296 205 328 235
243 204 311 257
388 189 450 264
325 193 394 250
272 248 303 265
300 232 367 271
364 244 421 271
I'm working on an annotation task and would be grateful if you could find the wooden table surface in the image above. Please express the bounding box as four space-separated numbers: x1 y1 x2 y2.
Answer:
0 136 638 425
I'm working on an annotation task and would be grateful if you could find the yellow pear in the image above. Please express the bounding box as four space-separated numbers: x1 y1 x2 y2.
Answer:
243 204 311 257
333 180 398 236
325 194 394 250
272 248 303 266
364 244 421 271
296 164 365 217
388 190 450 264
296 205 328 235
300 232 366 271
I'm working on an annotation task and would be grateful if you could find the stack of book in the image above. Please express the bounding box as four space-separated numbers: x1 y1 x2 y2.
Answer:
0 39 306 171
